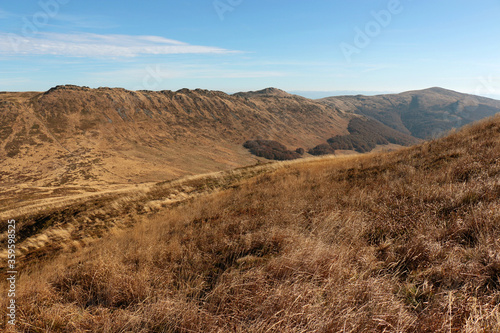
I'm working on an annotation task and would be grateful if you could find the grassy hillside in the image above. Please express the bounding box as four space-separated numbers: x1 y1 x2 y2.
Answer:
2 114 499 332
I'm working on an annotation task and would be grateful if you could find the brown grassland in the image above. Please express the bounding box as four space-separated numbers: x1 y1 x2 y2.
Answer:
2 114 500 332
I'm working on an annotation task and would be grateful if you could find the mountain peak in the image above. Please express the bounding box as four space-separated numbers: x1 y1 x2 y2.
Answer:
256 87 290 96
44 84 91 95
233 87 293 98
422 87 460 94
402 87 467 98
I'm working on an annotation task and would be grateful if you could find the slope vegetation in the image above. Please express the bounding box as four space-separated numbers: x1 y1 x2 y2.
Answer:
309 117 420 155
4 114 500 332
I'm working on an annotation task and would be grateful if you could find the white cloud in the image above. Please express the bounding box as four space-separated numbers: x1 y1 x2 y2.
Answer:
0 32 239 57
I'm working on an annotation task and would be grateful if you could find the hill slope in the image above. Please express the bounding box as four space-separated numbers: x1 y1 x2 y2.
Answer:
319 87 500 139
3 114 500 332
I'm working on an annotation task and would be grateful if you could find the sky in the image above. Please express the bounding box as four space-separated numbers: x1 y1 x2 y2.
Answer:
1 0 500 99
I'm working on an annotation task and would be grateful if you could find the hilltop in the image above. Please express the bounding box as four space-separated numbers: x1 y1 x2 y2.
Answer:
2 111 499 332
233 87 296 98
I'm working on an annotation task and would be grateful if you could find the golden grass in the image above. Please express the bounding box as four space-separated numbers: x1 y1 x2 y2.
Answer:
0 161 287 270
2 115 500 332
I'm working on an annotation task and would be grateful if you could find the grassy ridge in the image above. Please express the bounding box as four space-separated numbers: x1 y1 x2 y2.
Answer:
3 115 500 332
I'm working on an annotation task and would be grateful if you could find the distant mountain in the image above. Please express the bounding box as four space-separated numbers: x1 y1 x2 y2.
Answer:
319 87 500 139
290 90 394 99
233 87 295 98
1 85 499 188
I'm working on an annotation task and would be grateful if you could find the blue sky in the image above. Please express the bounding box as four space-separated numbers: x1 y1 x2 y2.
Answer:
1 0 500 98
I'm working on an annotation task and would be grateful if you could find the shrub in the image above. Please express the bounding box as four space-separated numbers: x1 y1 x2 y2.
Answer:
295 147 305 155
243 140 302 160
308 143 336 156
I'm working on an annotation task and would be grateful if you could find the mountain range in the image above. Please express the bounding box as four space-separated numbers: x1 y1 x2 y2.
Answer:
1 85 499 188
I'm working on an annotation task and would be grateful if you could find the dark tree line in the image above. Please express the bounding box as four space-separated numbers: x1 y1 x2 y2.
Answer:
243 140 303 160
309 118 418 155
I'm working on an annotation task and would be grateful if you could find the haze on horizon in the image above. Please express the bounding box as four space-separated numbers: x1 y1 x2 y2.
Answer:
1 0 500 100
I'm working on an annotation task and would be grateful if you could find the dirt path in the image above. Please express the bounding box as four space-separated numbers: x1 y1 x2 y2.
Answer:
0 182 156 220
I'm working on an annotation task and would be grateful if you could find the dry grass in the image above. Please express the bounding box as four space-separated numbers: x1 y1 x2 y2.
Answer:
2 115 500 332
0 161 285 270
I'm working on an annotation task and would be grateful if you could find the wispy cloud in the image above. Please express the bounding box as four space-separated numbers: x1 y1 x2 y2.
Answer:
0 32 239 57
